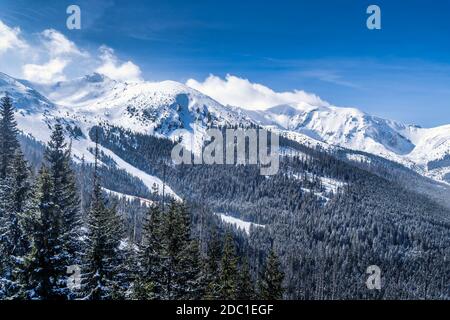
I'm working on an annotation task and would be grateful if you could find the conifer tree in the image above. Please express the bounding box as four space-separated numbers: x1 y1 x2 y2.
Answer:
135 203 163 299
258 249 285 300
119 240 140 299
0 155 31 298
11 150 31 220
182 239 205 299
0 174 16 298
218 233 239 299
0 96 31 299
204 228 222 299
0 95 19 179
207 230 222 272
11 151 32 255
22 167 66 299
237 257 255 300
82 138 124 300
15 123 82 300
158 201 203 299
45 123 81 267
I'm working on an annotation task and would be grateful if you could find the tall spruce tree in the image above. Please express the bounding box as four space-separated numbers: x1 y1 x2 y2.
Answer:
11 150 31 222
11 150 32 257
218 233 239 299
135 203 163 299
119 239 140 300
82 137 124 300
0 96 31 299
258 249 285 300
0 174 16 298
182 239 205 299
0 95 19 179
45 123 81 267
22 166 66 299
204 228 222 300
237 257 255 300
158 201 203 299
0 153 31 299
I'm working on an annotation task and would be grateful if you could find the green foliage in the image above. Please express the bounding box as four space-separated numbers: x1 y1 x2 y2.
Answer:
0 95 19 179
218 233 239 299
22 167 66 299
82 143 124 300
258 250 285 300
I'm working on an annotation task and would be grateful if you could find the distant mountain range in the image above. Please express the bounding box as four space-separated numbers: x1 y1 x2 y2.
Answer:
1 71 449 184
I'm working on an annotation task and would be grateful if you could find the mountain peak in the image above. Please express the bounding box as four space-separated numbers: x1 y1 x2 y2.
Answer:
0 72 54 112
0 70 449 184
83 72 109 83
266 104 302 116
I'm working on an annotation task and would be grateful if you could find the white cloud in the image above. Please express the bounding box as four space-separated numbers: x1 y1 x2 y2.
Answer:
41 29 87 57
20 29 89 84
1 20 144 84
186 74 329 110
0 20 28 54
22 58 68 84
95 46 142 82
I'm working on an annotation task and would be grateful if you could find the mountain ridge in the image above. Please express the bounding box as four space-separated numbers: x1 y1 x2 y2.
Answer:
1 71 449 184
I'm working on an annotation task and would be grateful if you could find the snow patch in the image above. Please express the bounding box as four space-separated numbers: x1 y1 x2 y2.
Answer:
102 187 154 207
319 176 346 194
216 213 265 235
346 153 372 164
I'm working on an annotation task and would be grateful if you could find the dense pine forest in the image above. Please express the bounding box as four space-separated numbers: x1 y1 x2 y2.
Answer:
0 95 449 300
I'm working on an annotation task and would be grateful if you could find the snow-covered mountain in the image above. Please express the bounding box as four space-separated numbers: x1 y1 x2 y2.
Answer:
242 103 450 182
40 73 252 133
36 73 255 155
1 71 449 184
0 72 55 113
1 72 258 199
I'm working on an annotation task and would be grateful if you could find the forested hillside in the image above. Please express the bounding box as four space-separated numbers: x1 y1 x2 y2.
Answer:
1 96 449 300
0 96 283 300
92 124 449 299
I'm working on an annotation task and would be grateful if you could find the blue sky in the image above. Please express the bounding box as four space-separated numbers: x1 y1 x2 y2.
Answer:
0 0 450 127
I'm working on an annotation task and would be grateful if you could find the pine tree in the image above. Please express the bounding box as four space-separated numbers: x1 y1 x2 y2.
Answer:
10 150 32 255
158 201 203 299
0 173 16 298
15 124 82 300
182 239 205 299
0 97 30 299
204 228 222 299
45 123 81 268
237 257 255 300
21 167 66 299
135 203 163 299
11 151 31 218
0 95 19 179
82 138 124 300
258 249 285 300
119 240 140 299
0 154 31 299
218 233 239 300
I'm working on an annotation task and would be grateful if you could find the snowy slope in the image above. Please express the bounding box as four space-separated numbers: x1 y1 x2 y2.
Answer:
242 103 450 182
216 213 265 235
39 74 253 134
38 73 254 154
1 71 449 184
0 72 54 113
244 104 415 157
1 73 182 200
102 188 154 207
